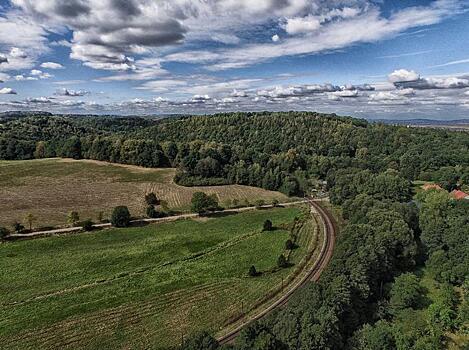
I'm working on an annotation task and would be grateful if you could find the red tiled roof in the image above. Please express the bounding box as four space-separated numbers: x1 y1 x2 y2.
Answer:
422 183 443 191
450 190 469 200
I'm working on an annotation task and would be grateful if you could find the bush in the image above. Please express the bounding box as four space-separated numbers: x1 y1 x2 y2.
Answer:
67 211 80 226
285 239 295 250
277 254 288 268
13 222 24 233
145 192 160 205
263 219 273 231
81 219 94 231
0 227 9 240
255 199 265 208
191 192 219 214
248 265 258 277
146 205 157 218
97 211 104 223
111 206 131 227
272 199 279 207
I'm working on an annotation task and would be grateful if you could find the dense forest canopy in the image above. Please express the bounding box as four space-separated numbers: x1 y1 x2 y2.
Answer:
1 111 468 349
1 112 469 195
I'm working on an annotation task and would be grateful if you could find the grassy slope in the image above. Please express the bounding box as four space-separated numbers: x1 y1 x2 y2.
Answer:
0 206 310 349
0 158 288 228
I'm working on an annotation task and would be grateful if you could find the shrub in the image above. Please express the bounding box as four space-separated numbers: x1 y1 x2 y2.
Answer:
146 205 166 219
13 222 24 233
263 219 273 231
272 199 279 207
82 219 94 231
145 192 160 205
277 254 288 268
67 211 80 226
0 227 9 240
111 206 131 227
191 192 219 214
248 265 258 277
255 199 266 208
285 239 295 250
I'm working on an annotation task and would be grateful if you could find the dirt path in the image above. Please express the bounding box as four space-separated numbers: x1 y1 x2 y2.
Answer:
216 199 336 345
6 201 308 240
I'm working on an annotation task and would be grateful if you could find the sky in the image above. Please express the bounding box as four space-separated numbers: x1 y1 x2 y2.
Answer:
0 0 468 119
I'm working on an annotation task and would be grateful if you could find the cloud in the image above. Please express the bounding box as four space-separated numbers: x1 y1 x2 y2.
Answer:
13 0 187 71
0 55 8 64
331 90 359 98
9 47 27 58
272 34 280 42
388 69 420 83
284 16 321 34
55 88 90 97
30 69 52 79
430 58 469 68
369 89 415 101
231 89 248 97
0 87 17 94
164 0 466 71
342 84 375 91
377 50 433 59
15 74 37 81
190 94 211 103
0 12 50 71
41 62 64 69
389 69 469 90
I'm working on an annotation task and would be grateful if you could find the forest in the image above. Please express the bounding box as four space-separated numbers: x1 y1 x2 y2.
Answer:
1 111 468 349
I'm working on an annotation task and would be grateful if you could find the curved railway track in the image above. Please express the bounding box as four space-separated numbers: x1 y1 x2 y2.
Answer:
217 199 337 345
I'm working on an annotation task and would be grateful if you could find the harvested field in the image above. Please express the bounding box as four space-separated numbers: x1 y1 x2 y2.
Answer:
0 158 289 228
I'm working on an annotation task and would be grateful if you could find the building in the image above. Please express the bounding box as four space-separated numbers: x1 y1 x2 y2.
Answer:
421 183 443 191
450 190 469 200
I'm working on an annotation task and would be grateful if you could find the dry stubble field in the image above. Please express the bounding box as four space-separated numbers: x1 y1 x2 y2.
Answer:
0 158 289 228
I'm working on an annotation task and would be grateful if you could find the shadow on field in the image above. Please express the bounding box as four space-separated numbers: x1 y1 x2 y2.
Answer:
129 221 150 227
203 211 239 218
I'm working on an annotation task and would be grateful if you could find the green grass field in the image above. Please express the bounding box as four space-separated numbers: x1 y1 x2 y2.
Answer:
0 158 289 228
0 206 315 349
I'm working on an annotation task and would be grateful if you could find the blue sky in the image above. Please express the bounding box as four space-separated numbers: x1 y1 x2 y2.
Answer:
0 0 468 119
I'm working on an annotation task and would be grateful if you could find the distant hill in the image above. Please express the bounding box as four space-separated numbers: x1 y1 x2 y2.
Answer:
0 111 53 120
374 118 469 126
373 118 469 130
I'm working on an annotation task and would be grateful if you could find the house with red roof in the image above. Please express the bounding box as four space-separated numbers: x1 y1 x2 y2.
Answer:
421 183 443 191
450 190 469 200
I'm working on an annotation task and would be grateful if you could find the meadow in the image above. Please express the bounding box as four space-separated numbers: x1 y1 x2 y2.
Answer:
0 158 289 228
0 206 317 349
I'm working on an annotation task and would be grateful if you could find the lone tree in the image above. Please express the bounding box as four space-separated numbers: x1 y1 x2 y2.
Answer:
263 219 273 231
277 254 288 268
191 192 219 214
248 265 258 277
0 227 9 241
111 206 131 227
285 239 295 250
24 213 37 231
145 192 160 205
67 211 80 226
